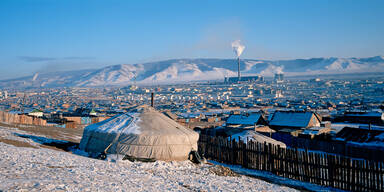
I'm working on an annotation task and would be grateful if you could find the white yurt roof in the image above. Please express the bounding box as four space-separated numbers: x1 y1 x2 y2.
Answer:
79 105 199 161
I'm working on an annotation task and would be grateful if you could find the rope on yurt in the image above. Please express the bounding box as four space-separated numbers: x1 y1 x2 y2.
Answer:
157 111 194 150
100 113 136 161
157 110 204 163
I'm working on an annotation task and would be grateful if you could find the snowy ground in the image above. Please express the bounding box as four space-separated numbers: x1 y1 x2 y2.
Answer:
0 126 297 191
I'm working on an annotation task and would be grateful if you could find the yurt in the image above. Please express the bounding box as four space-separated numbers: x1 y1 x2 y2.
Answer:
79 105 199 161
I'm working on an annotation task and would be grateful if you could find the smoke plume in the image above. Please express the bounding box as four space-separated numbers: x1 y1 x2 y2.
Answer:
32 73 39 81
231 40 245 57
275 66 284 74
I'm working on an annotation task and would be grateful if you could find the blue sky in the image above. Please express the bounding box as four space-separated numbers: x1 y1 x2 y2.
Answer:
0 0 383 79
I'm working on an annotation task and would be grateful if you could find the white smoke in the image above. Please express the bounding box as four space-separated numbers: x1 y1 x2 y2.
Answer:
32 73 39 81
275 66 284 74
260 65 284 76
231 40 245 57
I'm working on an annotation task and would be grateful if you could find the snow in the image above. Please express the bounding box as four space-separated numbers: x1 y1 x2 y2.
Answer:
345 111 382 117
2 57 384 88
0 126 297 191
209 160 345 192
230 130 286 147
269 111 316 128
86 113 141 135
226 113 262 125
346 141 384 150
0 126 41 147
331 122 384 132
375 133 384 141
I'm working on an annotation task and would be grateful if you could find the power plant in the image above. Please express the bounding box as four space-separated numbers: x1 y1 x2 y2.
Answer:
274 73 284 83
225 40 264 83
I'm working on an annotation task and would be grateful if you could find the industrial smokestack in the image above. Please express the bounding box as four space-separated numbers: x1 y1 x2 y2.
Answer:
237 57 241 81
232 40 245 82
151 92 154 107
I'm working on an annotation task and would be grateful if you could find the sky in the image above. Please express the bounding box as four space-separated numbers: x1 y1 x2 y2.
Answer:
0 0 383 80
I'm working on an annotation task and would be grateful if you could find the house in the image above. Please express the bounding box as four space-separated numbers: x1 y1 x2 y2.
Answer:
226 113 267 127
28 109 43 117
335 125 384 143
269 111 321 130
89 109 97 116
342 111 384 125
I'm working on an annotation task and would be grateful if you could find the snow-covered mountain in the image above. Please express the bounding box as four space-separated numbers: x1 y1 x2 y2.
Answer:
2 56 384 87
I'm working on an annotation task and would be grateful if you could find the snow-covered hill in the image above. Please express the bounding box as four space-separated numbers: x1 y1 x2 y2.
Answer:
1 56 384 87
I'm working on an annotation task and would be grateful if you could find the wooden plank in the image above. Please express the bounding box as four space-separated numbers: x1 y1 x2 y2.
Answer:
255 142 259 170
263 142 267 171
335 155 340 189
242 139 247 168
311 152 315 184
347 158 352 191
381 162 384 192
304 149 309 182
329 155 335 188
357 160 361 191
282 146 285 177
295 149 299 180
363 160 367 191
370 160 375 191
378 161 381 192
340 156 344 190
316 153 321 185
278 146 281 176
352 159 356 191
321 153 326 186
368 160 372 191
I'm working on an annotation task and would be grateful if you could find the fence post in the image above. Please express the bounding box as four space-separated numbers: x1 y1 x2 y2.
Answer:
269 143 275 174
243 138 248 168
232 138 237 165
304 148 309 182
328 155 335 188
264 142 268 171
230 136 233 164
239 136 242 166
294 147 299 180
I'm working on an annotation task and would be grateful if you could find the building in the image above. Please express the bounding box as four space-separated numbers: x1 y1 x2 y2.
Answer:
269 111 322 130
342 111 384 125
28 109 43 117
225 75 264 83
226 113 267 127
274 73 284 83
336 125 384 143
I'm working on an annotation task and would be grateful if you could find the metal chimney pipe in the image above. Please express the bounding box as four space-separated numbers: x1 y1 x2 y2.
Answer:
151 92 154 107
237 57 241 81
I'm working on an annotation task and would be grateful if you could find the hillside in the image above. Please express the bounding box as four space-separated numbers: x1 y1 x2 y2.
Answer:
1 56 384 87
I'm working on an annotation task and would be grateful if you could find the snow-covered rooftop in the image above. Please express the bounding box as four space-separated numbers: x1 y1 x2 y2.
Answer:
226 113 262 126
269 111 317 128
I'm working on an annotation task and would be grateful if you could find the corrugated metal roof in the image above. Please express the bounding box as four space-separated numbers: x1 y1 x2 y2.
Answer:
226 113 262 126
269 111 315 128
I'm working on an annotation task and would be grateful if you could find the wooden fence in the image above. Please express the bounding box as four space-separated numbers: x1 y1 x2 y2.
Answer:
0 111 46 126
271 132 384 161
198 135 384 192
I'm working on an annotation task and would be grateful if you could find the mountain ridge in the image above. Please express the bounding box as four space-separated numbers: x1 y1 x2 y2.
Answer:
1 56 383 88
